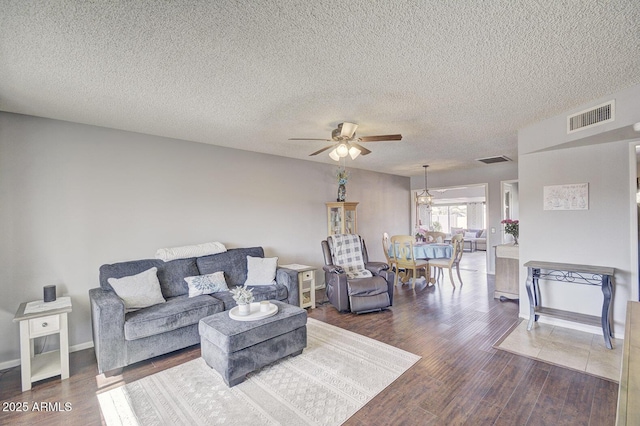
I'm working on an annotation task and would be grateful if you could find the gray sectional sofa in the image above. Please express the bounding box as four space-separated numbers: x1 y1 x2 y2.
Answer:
89 247 299 375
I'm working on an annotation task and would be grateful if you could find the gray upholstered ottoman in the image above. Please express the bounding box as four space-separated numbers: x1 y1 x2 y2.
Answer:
198 300 307 387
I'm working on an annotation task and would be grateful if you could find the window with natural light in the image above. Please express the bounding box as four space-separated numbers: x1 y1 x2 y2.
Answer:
417 202 485 233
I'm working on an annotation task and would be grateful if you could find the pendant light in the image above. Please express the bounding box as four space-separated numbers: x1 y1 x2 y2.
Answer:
416 165 433 206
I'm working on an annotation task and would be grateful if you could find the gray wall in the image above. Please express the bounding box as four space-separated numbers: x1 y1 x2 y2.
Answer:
410 161 519 274
0 112 410 366
518 83 640 337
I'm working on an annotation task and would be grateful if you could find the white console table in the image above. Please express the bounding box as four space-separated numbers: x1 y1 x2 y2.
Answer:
13 297 72 391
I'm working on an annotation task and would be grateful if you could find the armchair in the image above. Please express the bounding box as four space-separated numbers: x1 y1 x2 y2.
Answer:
321 234 394 313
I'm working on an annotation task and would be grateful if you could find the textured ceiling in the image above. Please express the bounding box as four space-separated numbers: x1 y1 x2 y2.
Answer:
1 1 639 177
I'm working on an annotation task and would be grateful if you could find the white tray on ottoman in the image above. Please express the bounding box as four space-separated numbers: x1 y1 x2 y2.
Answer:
228 301 278 321
199 300 307 387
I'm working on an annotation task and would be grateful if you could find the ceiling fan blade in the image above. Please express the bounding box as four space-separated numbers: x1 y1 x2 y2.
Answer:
358 134 403 142
340 122 358 138
351 142 372 155
309 145 335 156
289 138 332 141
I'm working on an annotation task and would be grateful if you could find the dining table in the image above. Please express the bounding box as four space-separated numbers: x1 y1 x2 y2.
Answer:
389 242 453 260
388 242 453 286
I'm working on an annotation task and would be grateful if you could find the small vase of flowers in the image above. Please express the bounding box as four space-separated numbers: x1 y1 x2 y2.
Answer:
230 285 254 315
336 167 349 202
501 219 519 245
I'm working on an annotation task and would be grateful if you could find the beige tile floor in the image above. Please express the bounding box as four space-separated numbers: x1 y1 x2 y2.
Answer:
496 320 622 382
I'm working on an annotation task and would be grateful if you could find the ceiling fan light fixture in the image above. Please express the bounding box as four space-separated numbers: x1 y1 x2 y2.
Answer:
291 122 402 159
336 143 349 158
348 145 361 160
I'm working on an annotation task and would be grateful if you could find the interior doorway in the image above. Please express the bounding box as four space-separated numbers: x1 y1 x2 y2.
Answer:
411 183 489 272
501 180 519 244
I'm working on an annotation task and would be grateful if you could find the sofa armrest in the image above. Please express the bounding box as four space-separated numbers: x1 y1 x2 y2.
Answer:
89 287 126 374
276 268 300 307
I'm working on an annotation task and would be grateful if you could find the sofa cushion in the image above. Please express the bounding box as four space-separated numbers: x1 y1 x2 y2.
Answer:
100 257 199 298
107 267 166 312
156 257 200 298
467 228 485 238
185 271 229 297
124 294 224 341
244 256 278 286
197 247 264 287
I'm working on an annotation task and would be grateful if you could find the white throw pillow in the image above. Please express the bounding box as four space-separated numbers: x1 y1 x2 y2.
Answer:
244 256 278 286
108 267 165 312
464 232 476 239
155 241 227 262
184 271 229 297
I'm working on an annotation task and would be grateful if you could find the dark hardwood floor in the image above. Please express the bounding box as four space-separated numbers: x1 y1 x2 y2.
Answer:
0 252 618 425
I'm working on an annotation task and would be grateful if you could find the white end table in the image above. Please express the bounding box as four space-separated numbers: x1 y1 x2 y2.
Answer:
280 264 316 309
13 296 72 391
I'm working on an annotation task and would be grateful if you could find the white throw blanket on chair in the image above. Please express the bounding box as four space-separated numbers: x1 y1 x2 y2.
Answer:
329 234 373 279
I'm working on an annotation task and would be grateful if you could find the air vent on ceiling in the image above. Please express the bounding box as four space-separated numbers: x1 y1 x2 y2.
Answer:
567 100 615 134
476 155 511 164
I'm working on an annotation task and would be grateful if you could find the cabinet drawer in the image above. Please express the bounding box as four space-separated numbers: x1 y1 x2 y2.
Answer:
302 271 314 281
29 314 60 336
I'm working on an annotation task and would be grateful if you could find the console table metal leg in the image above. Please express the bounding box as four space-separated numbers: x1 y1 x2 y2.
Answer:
526 267 536 330
601 275 613 349
534 275 541 322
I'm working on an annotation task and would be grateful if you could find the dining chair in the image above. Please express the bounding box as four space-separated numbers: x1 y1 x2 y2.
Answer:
382 232 396 269
429 234 464 287
390 235 429 289
425 231 446 243
384 233 408 284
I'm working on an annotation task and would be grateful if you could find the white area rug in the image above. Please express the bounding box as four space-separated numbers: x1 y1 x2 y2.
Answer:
98 318 420 425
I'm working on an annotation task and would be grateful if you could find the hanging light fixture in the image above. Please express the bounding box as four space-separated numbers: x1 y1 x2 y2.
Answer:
329 142 361 161
416 165 433 206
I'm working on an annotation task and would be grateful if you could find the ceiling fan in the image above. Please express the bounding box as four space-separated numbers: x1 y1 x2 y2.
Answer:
289 122 402 161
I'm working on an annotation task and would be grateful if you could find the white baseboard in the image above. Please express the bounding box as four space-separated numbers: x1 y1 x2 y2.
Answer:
0 341 94 372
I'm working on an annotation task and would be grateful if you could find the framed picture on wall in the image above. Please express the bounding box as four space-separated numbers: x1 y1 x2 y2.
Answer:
543 183 588 211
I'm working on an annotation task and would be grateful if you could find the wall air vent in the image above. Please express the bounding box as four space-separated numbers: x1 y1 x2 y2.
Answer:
567 100 614 134
476 155 511 164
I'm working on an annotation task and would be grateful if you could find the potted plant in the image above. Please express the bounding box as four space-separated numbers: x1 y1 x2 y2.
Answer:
230 285 254 315
501 219 519 245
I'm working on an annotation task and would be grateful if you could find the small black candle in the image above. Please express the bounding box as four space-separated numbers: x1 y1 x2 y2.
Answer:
43 285 56 303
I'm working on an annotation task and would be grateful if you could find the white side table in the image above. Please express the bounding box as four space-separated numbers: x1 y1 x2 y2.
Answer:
280 264 316 309
13 296 72 391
